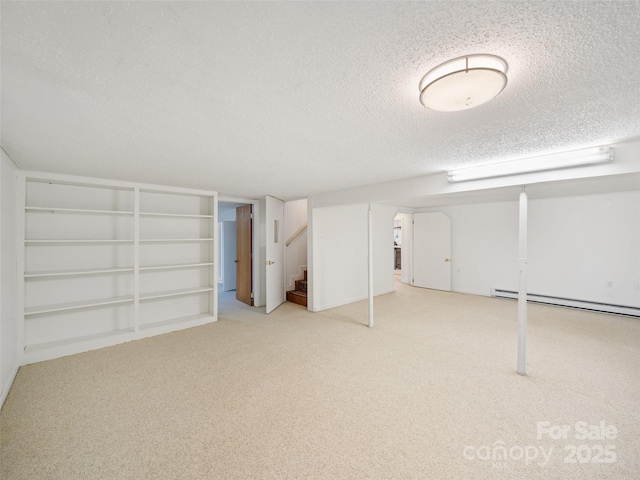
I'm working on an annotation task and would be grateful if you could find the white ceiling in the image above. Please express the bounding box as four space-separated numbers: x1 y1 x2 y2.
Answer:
2 1 640 201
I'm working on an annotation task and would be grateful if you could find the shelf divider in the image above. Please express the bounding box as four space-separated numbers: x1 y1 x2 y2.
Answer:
134 186 140 333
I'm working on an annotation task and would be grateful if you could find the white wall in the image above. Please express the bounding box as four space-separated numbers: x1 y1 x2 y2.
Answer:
310 203 401 312
528 191 640 307
284 199 307 291
419 190 640 307
311 204 368 311
417 201 519 296
1 150 20 408
310 189 639 313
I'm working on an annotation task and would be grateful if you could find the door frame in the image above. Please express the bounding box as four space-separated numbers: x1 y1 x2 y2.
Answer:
219 196 262 307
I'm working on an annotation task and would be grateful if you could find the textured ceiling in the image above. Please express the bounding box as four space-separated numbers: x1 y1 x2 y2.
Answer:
2 1 640 200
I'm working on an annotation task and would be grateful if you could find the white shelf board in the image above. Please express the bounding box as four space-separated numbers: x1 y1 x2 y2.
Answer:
139 262 214 271
26 206 134 215
24 327 135 353
139 313 215 331
24 267 134 278
139 211 213 218
140 286 214 301
25 175 136 191
25 295 134 316
139 238 214 243
25 239 134 244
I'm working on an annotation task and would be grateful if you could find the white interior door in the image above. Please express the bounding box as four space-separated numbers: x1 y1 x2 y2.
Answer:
266 195 285 313
413 212 451 291
222 221 237 292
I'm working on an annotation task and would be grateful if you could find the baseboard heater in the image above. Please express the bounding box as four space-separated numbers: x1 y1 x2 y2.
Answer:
491 289 640 318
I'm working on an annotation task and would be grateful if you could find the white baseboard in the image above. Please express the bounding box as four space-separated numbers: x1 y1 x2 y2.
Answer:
21 314 218 365
312 288 394 313
0 362 20 410
492 289 640 317
312 293 368 312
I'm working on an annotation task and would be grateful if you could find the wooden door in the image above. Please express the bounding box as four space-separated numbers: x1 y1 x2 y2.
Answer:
236 205 253 305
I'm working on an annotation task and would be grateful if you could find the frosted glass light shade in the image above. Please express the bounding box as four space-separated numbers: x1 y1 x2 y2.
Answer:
419 54 508 111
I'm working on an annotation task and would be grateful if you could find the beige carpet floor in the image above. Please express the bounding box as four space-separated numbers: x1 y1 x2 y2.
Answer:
1 282 639 479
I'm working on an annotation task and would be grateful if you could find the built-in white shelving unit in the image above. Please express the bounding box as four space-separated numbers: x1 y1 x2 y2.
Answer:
21 173 217 364
138 188 216 330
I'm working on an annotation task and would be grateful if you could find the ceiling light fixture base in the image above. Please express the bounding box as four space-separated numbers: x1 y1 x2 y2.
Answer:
419 54 508 112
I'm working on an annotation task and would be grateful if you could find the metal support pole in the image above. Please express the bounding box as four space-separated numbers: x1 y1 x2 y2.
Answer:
517 188 528 375
368 205 374 328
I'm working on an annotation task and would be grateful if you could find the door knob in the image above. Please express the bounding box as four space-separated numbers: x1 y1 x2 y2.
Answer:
445 258 450 262
265 260 275 265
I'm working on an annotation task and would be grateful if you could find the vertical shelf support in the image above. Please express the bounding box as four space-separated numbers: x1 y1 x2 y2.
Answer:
17 172 27 359
211 195 218 319
133 187 140 333
367 204 374 328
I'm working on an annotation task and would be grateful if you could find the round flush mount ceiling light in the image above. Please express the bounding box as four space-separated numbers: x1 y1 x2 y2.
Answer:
419 54 508 112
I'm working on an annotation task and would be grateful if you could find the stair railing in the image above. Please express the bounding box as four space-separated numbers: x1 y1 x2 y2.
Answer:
286 223 307 247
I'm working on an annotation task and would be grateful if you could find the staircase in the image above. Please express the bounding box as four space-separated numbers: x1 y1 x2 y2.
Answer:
286 270 307 307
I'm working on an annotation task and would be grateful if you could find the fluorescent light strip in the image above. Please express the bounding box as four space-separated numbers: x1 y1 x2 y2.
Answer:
447 146 613 183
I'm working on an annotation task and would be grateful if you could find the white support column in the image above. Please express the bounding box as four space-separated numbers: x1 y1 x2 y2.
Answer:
517 188 528 375
368 205 374 328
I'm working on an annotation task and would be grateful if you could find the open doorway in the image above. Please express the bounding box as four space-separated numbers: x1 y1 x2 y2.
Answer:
393 216 402 283
218 200 257 314
393 212 413 287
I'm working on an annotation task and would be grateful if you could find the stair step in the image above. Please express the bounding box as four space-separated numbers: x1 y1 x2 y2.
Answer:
286 289 308 307
295 279 307 293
